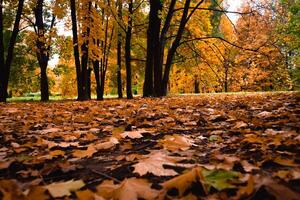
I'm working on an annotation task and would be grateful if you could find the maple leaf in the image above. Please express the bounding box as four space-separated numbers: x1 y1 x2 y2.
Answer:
25 186 49 200
161 167 240 198
76 189 103 200
44 180 85 198
72 146 97 158
120 130 145 139
94 137 119 150
133 151 184 176
97 178 158 200
161 167 203 197
0 179 24 200
159 134 193 151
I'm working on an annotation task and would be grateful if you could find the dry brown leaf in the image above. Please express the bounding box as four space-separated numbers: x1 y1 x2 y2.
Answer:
49 150 65 157
0 160 13 170
97 178 158 200
120 130 145 139
254 176 300 200
159 134 192 151
133 151 184 176
232 175 255 200
273 157 300 167
240 160 259 172
25 186 49 200
161 167 203 197
0 179 24 200
76 189 103 200
72 146 97 158
44 179 85 198
94 137 119 150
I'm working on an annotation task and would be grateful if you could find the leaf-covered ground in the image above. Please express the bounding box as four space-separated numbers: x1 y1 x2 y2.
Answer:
0 92 299 200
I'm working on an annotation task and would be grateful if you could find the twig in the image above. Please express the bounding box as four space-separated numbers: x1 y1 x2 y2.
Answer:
91 169 121 183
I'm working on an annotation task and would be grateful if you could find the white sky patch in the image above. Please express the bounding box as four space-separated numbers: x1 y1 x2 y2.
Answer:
225 0 243 23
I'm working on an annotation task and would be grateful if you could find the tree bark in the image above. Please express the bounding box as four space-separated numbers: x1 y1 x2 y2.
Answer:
93 60 103 100
0 0 24 102
117 0 123 98
152 0 163 97
194 79 200 93
70 0 83 100
40 65 49 101
143 0 158 97
125 0 133 99
35 0 50 101
162 0 193 96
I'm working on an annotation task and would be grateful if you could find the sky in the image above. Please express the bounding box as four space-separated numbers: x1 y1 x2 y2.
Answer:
226 0 244 23
49 0 244 67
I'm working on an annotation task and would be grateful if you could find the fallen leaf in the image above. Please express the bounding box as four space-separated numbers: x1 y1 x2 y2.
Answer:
76 189 102 200
133 151 184 176
120 130 145 139
97 178 158 200
159 134 193 151
0 179 24 200
72 146 97 158
0 160 13 170
25 186 48 200
44 180 85 198
161 167 203 196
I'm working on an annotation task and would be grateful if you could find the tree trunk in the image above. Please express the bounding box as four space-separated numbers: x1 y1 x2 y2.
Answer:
117 0 123 98
194 79 200 93
87 67 91 99
35 0 51 101
93 60 103 100
125 0 133 99
152 0 163 97
40 65 49 101
79 1 91 100
70 0 83 100
0 0 24 102
143 0 159 97
162 0 193 96
224 65 228 92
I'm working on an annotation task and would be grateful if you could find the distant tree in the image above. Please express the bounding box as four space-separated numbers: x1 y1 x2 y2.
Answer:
0 0 25 102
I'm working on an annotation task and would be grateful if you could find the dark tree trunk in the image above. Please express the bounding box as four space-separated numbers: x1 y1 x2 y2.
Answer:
35 0 51 101
0 0 24 102
194 79 200 93
93 60 103 100
152 0 163 97
162 0 195 96
40 65 49 101
224 65 228 92
125 0 133 99
79 1 91 100
143 0 159 97
87 67 91 99
117 0 123 98
70 0 83 100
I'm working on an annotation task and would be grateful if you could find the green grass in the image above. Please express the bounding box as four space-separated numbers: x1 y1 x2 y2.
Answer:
6 91 297 102
7 95 64 102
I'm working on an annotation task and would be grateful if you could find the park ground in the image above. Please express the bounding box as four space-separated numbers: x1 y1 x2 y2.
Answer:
0 92 300 199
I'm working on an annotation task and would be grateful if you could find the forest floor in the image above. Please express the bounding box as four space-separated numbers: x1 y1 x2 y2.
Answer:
0 92 300 200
